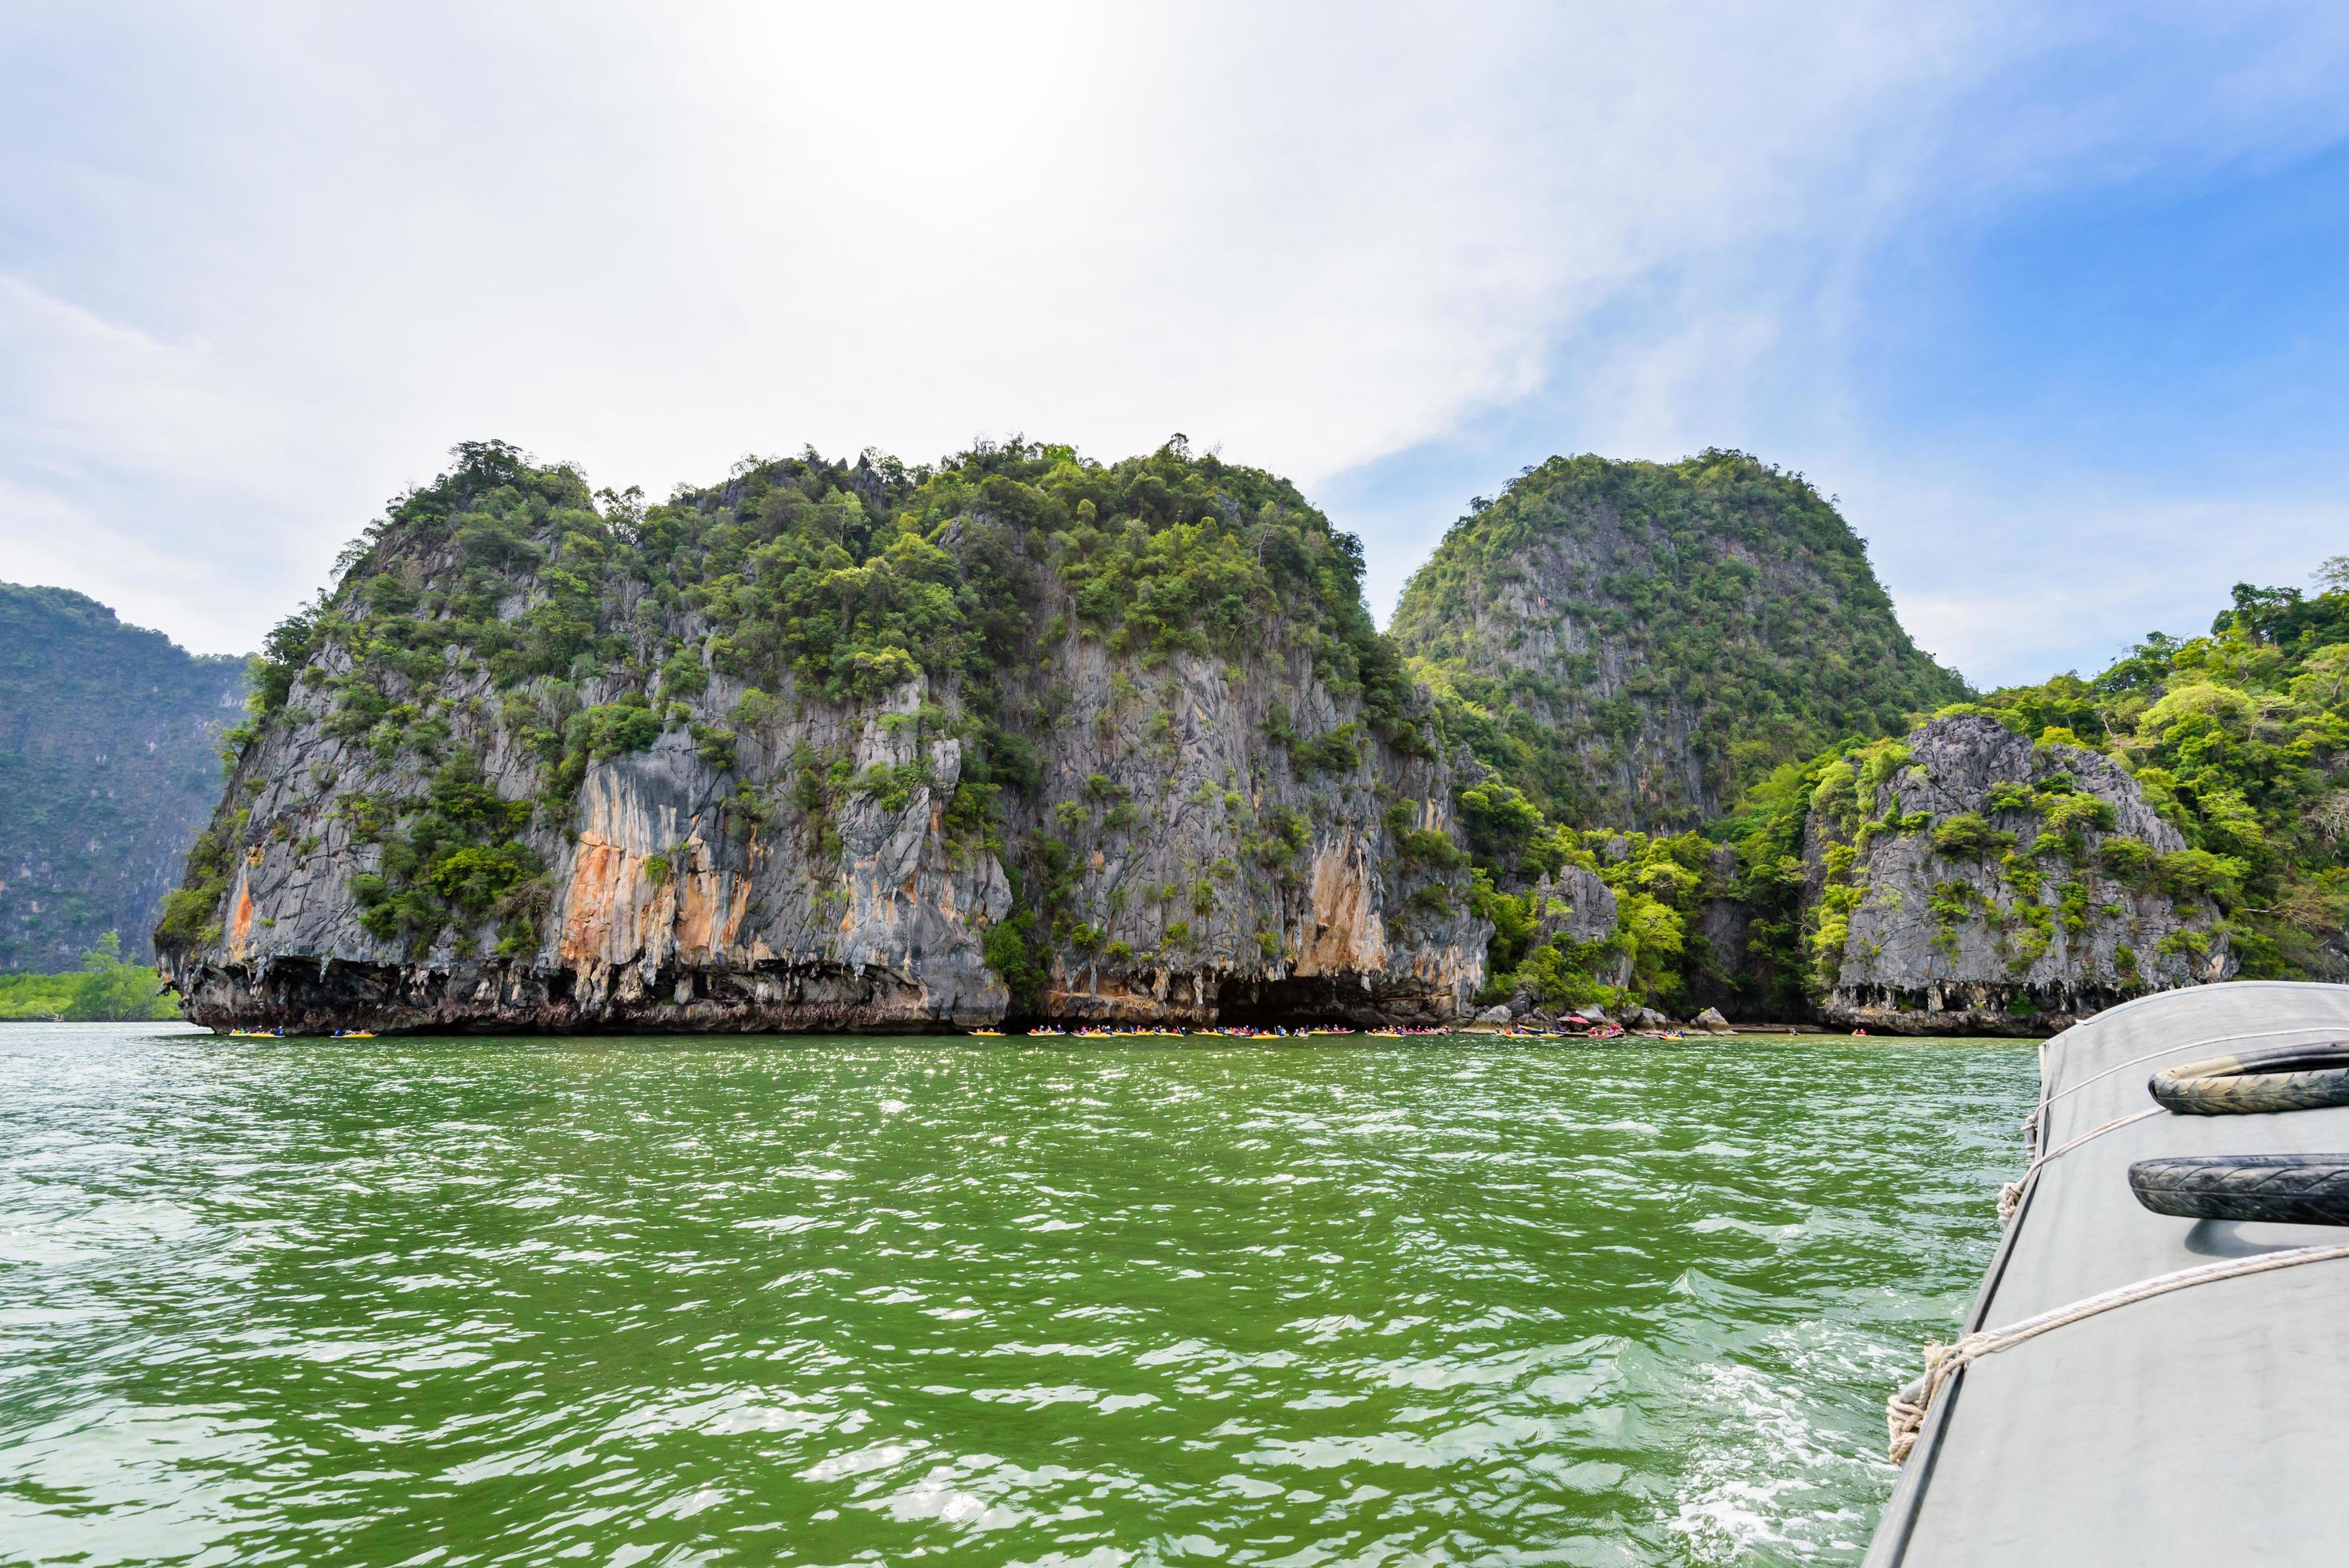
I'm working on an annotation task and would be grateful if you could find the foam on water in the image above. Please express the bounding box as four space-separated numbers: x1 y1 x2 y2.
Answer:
0 1022 2031 1565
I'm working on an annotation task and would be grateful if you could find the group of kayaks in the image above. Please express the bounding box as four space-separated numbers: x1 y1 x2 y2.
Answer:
970 1023 1542 1039
968 1024 1392 1039
226 1027 375 1038
227 1022 1633 1042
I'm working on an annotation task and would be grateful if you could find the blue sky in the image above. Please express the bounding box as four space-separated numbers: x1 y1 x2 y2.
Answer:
1323 27 2349 681
2 3 2346 686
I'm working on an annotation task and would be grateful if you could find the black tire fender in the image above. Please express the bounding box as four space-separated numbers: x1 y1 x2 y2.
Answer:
2129 1154 2349 1226
2147 1042 2349 1116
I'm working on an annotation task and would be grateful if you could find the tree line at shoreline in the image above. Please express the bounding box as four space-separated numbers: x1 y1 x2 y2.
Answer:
0 933 178 1022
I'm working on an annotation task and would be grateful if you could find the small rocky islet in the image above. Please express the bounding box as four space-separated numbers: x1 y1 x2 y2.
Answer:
144 438 2342 1036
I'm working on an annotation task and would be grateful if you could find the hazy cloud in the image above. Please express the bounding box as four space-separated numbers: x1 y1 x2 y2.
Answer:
2 2 2345 678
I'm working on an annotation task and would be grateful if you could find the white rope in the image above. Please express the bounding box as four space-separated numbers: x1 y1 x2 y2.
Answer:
1995 1107 2163 1224
2025 1023 2349 1146
1887 1242 2349 1462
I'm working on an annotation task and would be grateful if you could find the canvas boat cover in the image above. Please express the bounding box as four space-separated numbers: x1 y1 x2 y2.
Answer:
1867 980 2349 1566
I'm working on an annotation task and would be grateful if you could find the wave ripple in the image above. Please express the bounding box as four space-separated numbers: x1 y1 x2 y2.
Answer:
0 1025 2032 1566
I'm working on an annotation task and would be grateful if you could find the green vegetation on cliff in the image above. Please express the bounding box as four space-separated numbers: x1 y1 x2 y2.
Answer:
1678 564 2349 1018
1395 451 1965 828
0 585 246 970
147 429 2349 1024
181 437 1439 970
1411 469 2349 1022
1931 568 2349 978
1391 450 1967 1016
1458 770 1719 1014
246 438 1409 744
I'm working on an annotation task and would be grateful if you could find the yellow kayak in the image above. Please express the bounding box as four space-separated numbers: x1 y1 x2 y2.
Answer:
968 1028 1004 1037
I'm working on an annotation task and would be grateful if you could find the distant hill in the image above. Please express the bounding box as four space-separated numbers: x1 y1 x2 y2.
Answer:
0 585 246 969
1391 450 1967 829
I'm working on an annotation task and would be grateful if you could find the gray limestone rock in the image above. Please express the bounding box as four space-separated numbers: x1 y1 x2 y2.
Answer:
1531 865 1616 946
1807 714 2233 1035
1010 635 1485 1027
158 492 1487 1034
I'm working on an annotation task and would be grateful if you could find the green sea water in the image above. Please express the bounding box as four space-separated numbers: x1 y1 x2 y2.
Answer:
0 1024 2035 1566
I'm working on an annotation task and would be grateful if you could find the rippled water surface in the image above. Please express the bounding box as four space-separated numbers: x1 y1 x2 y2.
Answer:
0 1024 2035 1566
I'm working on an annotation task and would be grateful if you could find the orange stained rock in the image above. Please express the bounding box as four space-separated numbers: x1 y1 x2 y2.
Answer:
558 834 624 963
561 824 747 968
1294 838 1388 977
228 879 255 963
670 864 742 959
719 878 752 951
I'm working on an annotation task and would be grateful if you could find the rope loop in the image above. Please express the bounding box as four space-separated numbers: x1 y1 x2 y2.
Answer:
1886 1242 2349 1462
1995 1107 2161 1226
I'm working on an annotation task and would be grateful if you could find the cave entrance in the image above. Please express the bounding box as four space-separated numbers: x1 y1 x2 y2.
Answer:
1213 975 1382 1028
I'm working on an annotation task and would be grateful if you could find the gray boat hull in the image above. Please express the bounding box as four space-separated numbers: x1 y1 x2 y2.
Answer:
1867 981 2349 1566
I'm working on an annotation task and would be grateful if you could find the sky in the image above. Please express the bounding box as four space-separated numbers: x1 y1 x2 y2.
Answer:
2 2 2346 686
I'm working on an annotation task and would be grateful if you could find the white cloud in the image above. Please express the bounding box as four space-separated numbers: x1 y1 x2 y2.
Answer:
1 2 2346 660
0 276 279 481
1866 485 2349 686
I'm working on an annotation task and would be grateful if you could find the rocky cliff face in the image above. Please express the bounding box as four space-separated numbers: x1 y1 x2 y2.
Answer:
0 584 246 968
1391 451 1965 829
158 440 1483 1033
178 670 1019 1032
990 634 1481 1024
1804 714 2233 1034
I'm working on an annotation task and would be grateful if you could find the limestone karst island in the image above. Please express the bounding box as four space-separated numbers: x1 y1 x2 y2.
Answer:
9 8 2349 1568
124 439 2296 1039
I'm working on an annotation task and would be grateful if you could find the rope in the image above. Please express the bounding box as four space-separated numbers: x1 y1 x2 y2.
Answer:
1996 1107 2163 1224
2024 1024 2349 1146
1887 1242 2349 1462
